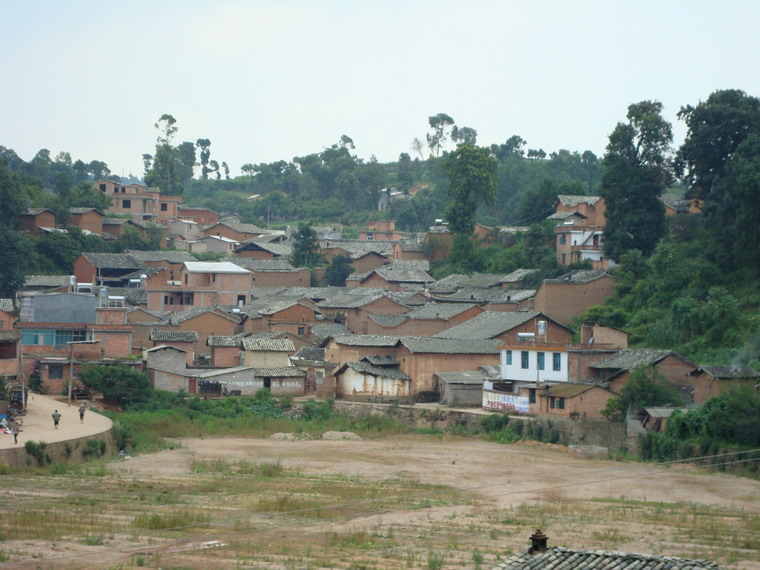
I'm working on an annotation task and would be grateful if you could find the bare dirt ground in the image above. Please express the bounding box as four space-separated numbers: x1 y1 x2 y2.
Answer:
3 432 759 569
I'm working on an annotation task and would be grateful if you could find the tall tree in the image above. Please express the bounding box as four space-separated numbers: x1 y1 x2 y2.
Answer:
442 144 497 234
144 114 195 194
426 113 455 157
324 254 354 286
290 223 322 268
599 100 673 261
451 125 478 146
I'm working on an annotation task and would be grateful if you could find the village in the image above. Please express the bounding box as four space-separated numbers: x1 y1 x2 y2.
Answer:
3 179 756 448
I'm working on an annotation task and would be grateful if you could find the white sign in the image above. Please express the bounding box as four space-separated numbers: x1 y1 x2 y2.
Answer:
483 391 530 413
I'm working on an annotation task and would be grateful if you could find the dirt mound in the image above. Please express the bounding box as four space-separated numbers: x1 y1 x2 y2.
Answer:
321 431 362 440
269 432 313 441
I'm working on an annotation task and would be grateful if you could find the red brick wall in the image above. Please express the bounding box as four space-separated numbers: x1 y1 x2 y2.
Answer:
70 212 104 233
211 346 241 367
534 276 617 325
177 313 240 358
73 256 97 285
250 269 310 287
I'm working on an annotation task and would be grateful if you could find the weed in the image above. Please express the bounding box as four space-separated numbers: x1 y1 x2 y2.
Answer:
81 535 105 545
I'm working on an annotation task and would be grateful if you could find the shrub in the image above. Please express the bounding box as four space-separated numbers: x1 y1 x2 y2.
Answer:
480 413 509 433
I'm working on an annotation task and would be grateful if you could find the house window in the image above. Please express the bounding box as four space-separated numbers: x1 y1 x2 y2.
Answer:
48 365 64 380
21 329 87 346
297 326 306 336
528 389 536 404
100 183 106 191
237 295 246 305
559 234 566 245
161 203 168 211
550 397 565 409
521 351 529 369
366 234 373 241
558 397 565 409
506 350 512 365
537 352 545 371
553 352 561 371
0 342 16 359
122 199 131 208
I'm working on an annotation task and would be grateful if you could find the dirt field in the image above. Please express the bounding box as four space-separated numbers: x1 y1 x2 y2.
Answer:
3 434 758 569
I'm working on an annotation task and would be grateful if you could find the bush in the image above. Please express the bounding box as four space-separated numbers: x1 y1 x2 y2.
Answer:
480 413 509 433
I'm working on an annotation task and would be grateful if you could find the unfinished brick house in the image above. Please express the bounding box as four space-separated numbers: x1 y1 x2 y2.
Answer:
550 195 608 268
346 262 433 292
93 180 182 223
18 208 56 232
533 270 617 325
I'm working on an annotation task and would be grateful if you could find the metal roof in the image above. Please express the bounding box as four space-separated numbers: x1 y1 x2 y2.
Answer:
183 261 251 274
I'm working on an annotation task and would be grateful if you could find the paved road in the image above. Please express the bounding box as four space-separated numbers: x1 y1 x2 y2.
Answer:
0 393 112 450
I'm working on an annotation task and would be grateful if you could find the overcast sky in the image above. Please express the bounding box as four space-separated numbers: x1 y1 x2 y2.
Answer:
2 0 758 179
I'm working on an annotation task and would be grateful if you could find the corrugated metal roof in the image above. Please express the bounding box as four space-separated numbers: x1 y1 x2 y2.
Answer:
0 299 16 313
241 338 295 352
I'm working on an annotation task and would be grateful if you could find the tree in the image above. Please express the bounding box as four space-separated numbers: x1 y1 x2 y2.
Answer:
325 254 354 286
451 125 478 146
599 100 673 261
79 365 152 407
426 113 455 157
196 138 212 179
144 114 196 194
442 144 498 234
411 138 425 160
290 223 322 268
601 365 683 420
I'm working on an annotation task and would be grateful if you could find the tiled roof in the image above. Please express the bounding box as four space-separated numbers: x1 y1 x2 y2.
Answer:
694 365 760 379
374 261 432 283
399 337 501 354
68 207 103 215
319 239 394 259
24 207 53 215
332 334 401 347
544 270 613 285
589 349 679 370
343 361 410 380
317 292 386 309
546 210 588 221
23 275 70 288
501 268 539 283
150 330 198 342
209 220 266 234
241 338 295 352
291 347 326 361
167 306 241 326
82 252 143 269
121 266 165 280
362 355 399 366
252 367 306 377
0 299 15 313
368 314 407 327
207 335 245 347
436 311 541 340
644 407 688 418
546 383 598 398
235 241 292 256
247 297 308 315
125 250 196 263
661 193 691 213
497 546 717 569
404 302 478 320
309 323 351 340
435 288 535 304
556 194 601 207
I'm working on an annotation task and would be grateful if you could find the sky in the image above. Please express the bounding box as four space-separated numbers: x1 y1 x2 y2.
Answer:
2 0 759 179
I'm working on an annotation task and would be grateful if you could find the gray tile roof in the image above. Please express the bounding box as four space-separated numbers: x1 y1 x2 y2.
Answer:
24 207 53 215
332 334 401 347
82 252 143 269
435 370 489 384
434 287 535 304
207 335 246 347
589 349 679 370
661 193 691 213
368 314 408 327
497 546 717 569
0 299 15 313
319 239 394 259
209 220 266 234
68 207 103 215
232 258 297 271
241 338 296 352
404 302 478 320
556 194 602 207
343 361 410 380
291 346 326 361
436 311 543 340
125 250 196 263
150 330 198 342
362 355 399 366
399 337 501 354
252 367 306 377
235 241 292 256
694 365 760 379
167 306 241 326
544 270 613 285
317 292 386 309
23 275 71 289
309 323 351 340
501 268 539 283
247 297 308 315
374 261 432 283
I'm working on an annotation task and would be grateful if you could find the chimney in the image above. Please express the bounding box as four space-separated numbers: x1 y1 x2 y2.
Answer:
529 529 548 554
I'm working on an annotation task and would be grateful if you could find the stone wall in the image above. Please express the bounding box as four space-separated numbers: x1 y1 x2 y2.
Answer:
0 431 116 468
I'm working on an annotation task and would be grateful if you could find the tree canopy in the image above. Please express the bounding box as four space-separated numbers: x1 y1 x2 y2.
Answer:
442 144 497 235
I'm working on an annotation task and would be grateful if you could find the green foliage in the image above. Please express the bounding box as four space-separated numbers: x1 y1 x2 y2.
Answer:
24 441 51 466
79 365 152 408
290 222 322 268
442 144 497 235
302 399 334 421
601 365 683 420
324 254 354 286
600 101 672 261
83 439 107 460
480 413 510 433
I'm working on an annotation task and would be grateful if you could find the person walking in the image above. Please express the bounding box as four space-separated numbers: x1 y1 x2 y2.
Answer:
78 405 86 423
52 410 61 429
11 422 19 444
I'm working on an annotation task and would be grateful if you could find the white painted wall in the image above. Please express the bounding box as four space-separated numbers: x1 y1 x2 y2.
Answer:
500 348 569 382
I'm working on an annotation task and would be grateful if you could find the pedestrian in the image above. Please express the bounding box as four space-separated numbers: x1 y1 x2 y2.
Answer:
11 422 19 444
79 404 85 423
52 409 61 429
